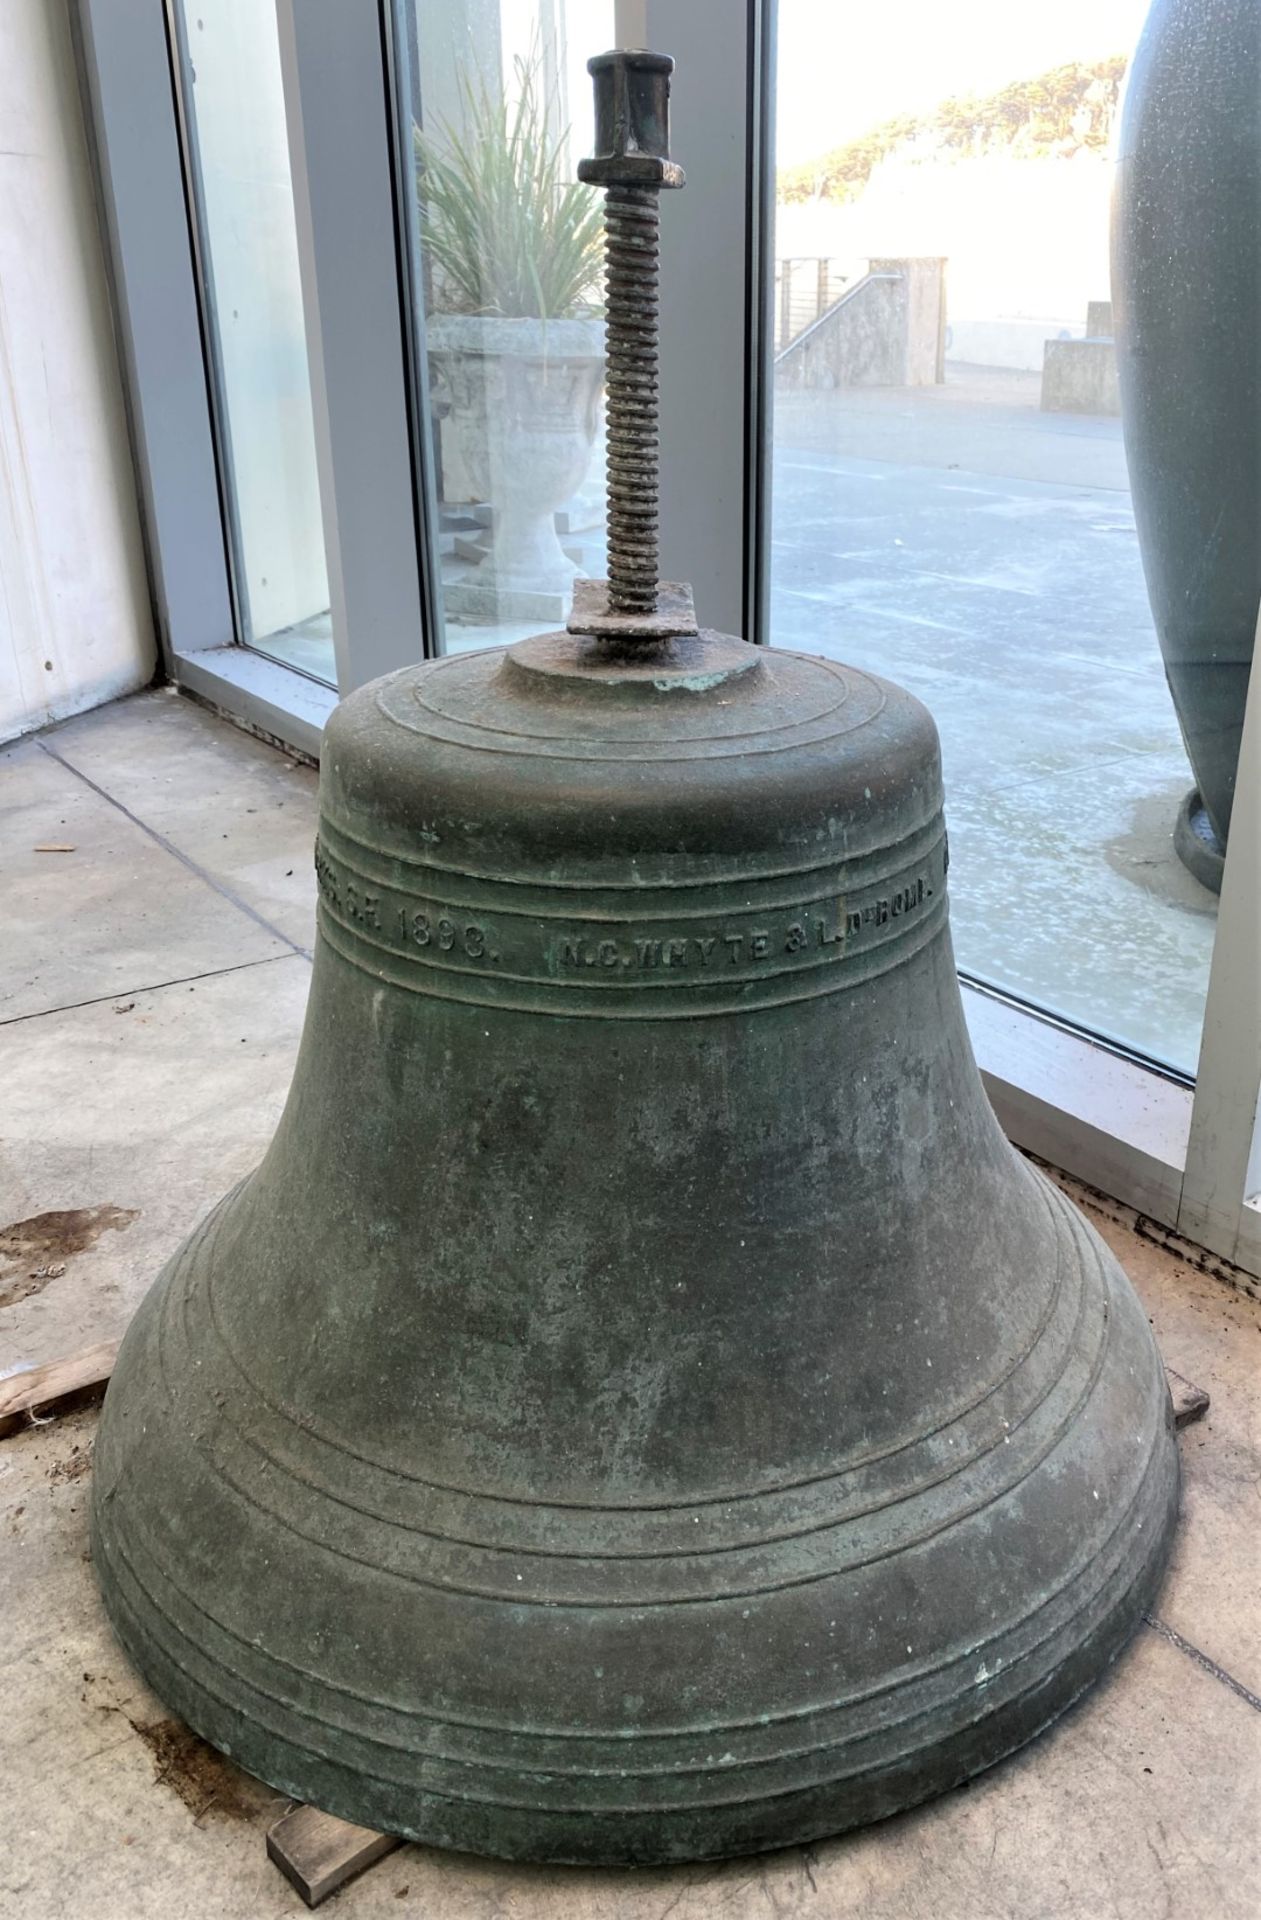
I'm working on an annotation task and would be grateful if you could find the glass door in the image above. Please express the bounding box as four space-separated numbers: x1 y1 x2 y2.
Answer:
169 1 334 686
392 0 613 657
766 0 1225 1079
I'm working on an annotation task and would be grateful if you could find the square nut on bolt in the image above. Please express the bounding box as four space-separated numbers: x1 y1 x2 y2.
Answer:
578 49 686 190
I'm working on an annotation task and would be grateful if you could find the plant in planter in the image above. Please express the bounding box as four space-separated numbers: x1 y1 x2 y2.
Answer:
416 56 606 623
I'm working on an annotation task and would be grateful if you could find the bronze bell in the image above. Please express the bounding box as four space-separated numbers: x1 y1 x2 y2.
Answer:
92 48 1177 1867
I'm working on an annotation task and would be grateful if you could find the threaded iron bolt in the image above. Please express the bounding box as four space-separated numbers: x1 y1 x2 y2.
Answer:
579 51 684 620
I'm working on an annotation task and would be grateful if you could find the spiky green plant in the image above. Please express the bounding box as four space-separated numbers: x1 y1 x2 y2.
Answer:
414 53 604 319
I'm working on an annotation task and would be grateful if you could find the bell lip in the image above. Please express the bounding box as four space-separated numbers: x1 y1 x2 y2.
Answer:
90 1404 1179 1866
90 1165 1180 1866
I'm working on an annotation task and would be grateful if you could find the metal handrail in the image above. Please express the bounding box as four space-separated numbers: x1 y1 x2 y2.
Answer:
773 269 903 365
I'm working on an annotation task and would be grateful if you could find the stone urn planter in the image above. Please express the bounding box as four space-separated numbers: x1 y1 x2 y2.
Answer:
426 314 605 625
1111 0 1261 892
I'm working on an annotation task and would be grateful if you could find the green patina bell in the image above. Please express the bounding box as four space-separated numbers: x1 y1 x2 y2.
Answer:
92 48 1178 1867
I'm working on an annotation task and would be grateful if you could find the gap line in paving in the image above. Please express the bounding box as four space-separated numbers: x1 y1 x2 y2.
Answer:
1144 1616 1261 1716
0 953 301 1030
35 737 313 964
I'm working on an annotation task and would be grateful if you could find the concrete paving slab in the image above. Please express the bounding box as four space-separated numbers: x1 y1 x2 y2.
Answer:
0 954 310 1373
774 366 1132 490
0 736 291 1022
1 1409 287 1919
44 688 319 953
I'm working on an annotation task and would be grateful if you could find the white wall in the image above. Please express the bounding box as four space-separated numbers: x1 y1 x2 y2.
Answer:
0 0 155 744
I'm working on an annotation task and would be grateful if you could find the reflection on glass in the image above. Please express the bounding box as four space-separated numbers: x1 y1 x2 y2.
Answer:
175 3 333 685
770 0 1219 1074
402 0 612 654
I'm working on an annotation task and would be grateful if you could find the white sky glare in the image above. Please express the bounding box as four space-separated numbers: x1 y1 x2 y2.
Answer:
775 0 1152 169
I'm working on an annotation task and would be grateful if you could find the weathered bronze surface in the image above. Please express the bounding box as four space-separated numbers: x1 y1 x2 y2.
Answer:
92 41 1177 1868
92 621 1178 1863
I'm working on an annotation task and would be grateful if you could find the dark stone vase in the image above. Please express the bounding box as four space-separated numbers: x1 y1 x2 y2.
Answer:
1111 0 1261 891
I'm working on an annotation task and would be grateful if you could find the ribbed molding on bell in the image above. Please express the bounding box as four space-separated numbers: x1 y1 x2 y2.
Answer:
93 1098 1176 1862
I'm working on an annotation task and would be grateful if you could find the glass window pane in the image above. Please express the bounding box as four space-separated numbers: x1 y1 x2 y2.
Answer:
175 3 334 685
397 0 612 655
768 0 1248 1077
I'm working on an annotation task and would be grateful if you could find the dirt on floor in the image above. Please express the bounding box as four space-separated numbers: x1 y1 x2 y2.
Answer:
46 1440 93 1483
0 1204 139 1308
130 1716 264 1825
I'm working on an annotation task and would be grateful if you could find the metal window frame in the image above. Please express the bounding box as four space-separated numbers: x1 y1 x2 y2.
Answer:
1180 615 1261 1271
275 0 436 691
72 0 339 758
162 0 252 656
75 0 1260 1275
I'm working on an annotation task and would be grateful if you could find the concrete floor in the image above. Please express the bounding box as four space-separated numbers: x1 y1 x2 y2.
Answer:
1 689 1258 1917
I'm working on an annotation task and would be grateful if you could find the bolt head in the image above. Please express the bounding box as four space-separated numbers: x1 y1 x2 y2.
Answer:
578 48 685 190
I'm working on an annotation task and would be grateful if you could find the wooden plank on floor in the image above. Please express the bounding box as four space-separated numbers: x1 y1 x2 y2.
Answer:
1166 1366 1211 1428
267 1803 402 1908
0 1339 119 1439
